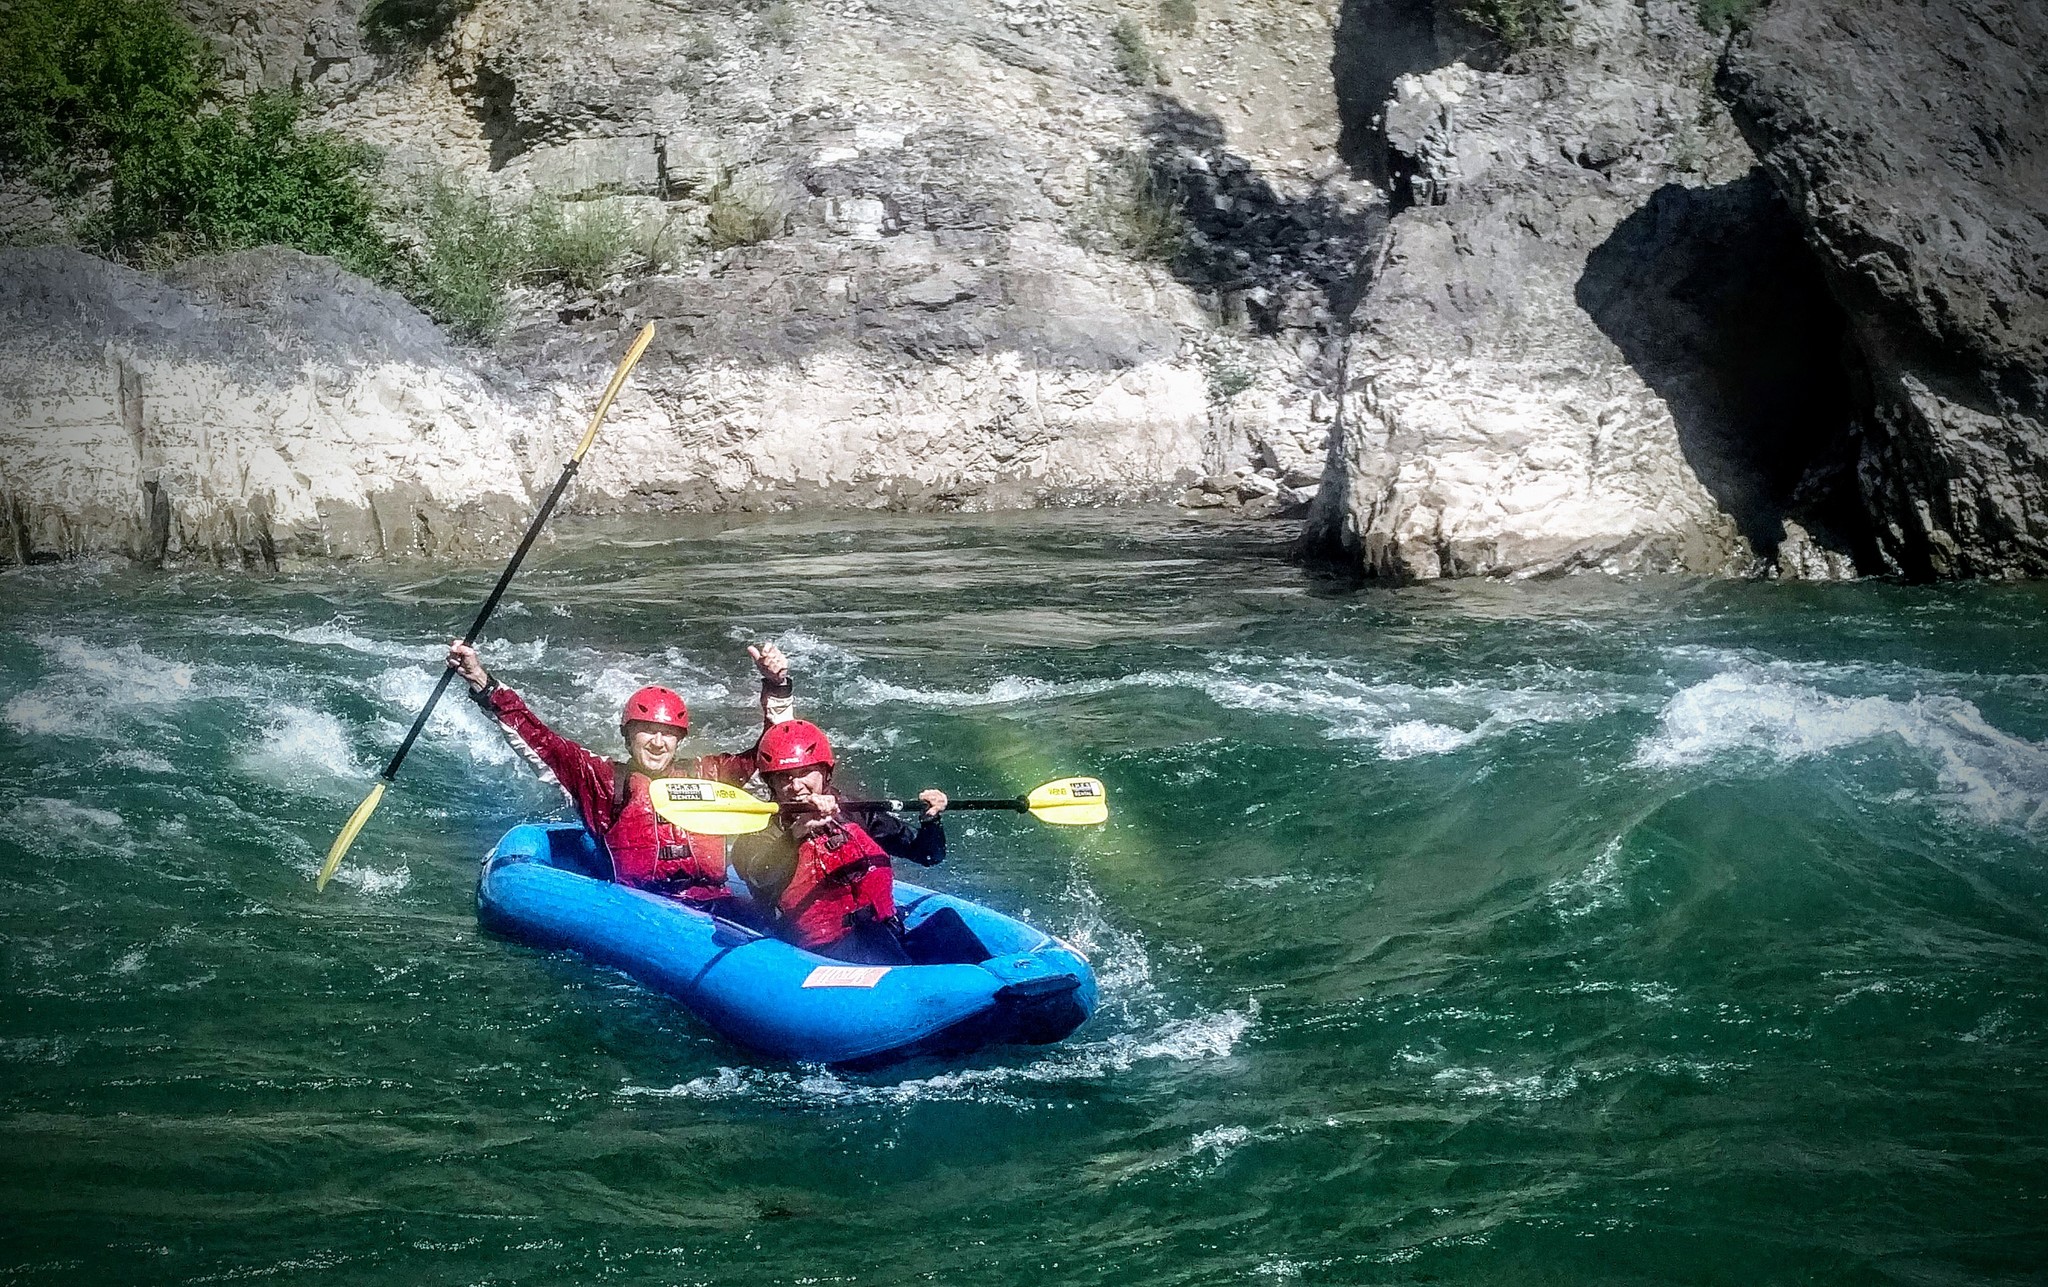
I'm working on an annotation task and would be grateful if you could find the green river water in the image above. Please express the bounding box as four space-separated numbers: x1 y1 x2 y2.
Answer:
2 510 2045 1285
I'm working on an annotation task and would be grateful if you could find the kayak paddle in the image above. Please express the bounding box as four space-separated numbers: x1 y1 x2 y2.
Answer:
645 778 781 835
649 775 1109 834
316 322 658 892
847 777 1110 827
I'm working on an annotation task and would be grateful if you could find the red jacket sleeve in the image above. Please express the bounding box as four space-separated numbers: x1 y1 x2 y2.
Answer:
480 686 619 834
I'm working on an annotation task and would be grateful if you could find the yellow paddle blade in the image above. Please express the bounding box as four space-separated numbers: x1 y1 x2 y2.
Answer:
573 323 656 461
1024 777 1109 826
648 778 779 835
317 780 387 892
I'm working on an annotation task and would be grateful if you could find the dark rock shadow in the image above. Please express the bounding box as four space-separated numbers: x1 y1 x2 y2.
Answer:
1577 171 1872 565
1137 98 1386 331
1331 0 1486 186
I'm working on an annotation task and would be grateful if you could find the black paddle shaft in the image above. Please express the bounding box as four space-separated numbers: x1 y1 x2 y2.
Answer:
377 459 584 783
842 797 1028 813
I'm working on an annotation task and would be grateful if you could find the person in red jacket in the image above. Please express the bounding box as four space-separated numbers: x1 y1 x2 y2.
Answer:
445 638 793 904
734 719 948 964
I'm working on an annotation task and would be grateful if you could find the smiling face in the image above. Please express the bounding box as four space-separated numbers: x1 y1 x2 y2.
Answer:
621 719 685 776
762 764 831 807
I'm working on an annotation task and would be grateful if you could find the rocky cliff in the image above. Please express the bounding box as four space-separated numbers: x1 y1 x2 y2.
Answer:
1 0 1380 564
1303 0 2041 582
1721 0 2048 579
3 0 2039 578
1301 0 1864 580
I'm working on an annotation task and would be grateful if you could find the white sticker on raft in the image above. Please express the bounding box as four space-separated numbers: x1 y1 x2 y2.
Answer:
801 965 891 989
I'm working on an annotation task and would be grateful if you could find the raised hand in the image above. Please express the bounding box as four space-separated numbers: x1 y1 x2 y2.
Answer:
447 639 491 691
748 642 790 681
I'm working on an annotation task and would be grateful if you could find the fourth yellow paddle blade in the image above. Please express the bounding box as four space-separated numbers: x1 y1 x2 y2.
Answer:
1024 777 1109 826
647 778 779 835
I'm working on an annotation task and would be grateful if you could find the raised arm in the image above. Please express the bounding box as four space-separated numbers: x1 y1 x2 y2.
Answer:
696 642 798 784
447 639 612 796
749 642 794 728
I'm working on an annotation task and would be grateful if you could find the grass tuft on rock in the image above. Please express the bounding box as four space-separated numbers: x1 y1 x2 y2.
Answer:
403 178 521 338
705 174 785 249
1157 0 1196 36
759 2 798 46
1455 0 1563 50
1110 18 1154 86
1697 0 1765 33
1087 153 1184 264
523 197 633 291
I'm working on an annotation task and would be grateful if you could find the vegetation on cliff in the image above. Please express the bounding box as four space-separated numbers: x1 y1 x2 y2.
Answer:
0 0 391 275
0 0 661 337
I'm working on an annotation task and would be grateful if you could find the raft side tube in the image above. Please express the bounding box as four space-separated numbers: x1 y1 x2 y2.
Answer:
477 823 1094 1064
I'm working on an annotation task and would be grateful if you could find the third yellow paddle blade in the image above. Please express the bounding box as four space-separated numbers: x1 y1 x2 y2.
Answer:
1024 776 1109 826
648 778 779 835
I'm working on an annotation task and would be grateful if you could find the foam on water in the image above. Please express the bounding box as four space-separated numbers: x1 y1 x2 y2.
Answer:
618 1004 1255 1110
0 797 135 860
3 635 209 736
1547 837 1630 920
1637 669 2048 832
242 705 370 783
841 652 1635 761
742 627 866 679
370 668 522 766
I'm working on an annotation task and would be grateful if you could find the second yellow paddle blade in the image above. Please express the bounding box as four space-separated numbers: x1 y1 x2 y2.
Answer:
648 778 779 835
1025 776 1109 826
317 780 386 891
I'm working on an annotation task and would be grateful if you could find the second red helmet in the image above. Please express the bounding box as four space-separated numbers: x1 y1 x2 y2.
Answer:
756 719 834 772
620 685 688 730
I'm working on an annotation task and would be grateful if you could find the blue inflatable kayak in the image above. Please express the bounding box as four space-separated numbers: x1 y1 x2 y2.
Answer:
475 822 1096 1065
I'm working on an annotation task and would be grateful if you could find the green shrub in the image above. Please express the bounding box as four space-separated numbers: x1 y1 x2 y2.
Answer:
1 0 390 272
0 0 210 178
1110 18 1153 85
1697 0 1764 33
404 178 521 337
704 174 784 249
1204 354 1256 401
760 2 798 46
1157 0 1196 36
1094 153 1183 263
360 0 476 52
523 197 632 290
94 91 391 275
1455 0 1563 50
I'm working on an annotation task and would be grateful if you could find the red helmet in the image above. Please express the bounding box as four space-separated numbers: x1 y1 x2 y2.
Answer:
756 719 834 773
620 685 688 731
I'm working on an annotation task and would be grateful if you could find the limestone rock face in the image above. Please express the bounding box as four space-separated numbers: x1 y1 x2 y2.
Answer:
0 247 539 566
1721 0 2048 578
1306 0 1861 580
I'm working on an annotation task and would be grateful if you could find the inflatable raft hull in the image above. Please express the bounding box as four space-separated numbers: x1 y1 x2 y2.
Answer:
475 822 1096 1065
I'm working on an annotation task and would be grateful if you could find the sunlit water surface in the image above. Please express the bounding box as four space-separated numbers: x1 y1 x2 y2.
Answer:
2 510 2045 1285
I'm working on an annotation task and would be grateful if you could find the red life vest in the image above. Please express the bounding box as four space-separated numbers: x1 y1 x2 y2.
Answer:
775 821 893 949
607 770 729 902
